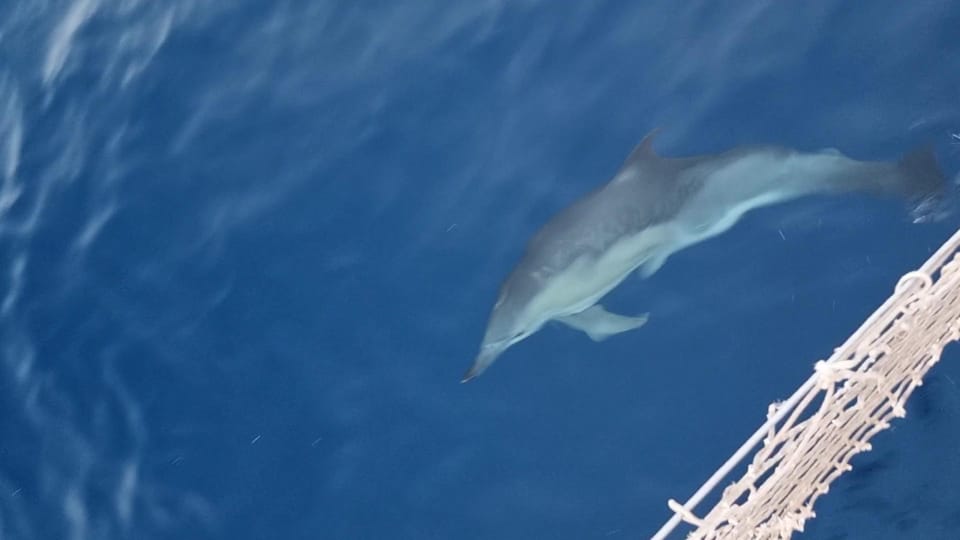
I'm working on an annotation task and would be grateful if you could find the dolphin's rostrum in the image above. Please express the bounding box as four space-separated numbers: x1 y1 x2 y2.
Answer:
463 131 945 382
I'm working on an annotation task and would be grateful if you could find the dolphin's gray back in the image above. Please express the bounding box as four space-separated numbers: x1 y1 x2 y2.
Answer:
518 158 696 273
507 143 944 297
519 145 798 270
506 146 800 298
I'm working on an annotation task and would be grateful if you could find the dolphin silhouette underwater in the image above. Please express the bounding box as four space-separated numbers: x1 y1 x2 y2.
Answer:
463 131 946 382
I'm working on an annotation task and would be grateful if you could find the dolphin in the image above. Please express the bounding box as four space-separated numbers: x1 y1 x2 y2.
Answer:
462 130 945 382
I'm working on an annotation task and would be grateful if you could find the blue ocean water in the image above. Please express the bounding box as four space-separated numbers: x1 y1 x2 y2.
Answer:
2 1 960 539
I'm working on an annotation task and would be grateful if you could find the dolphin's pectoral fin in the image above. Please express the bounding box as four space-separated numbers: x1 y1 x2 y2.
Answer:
558 305 649 342
638 253 669 278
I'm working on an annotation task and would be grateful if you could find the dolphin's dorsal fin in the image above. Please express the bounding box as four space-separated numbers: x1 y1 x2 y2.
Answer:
623 128 662 167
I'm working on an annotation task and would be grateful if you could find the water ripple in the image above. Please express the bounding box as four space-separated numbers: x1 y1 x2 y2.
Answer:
1 0 220 538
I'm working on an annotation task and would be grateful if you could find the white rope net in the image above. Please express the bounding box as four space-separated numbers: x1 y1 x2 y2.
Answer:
652 227 960 540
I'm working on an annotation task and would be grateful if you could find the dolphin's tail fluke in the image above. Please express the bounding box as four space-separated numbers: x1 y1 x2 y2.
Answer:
891 146 951 222
896 146 946 201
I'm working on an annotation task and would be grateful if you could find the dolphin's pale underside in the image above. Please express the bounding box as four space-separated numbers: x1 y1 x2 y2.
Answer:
463 132 945 381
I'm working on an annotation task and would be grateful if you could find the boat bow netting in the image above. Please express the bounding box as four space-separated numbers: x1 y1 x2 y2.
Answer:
653 227 960 540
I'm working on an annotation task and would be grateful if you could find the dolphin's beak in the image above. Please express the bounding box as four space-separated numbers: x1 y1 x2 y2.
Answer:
461 344 505 383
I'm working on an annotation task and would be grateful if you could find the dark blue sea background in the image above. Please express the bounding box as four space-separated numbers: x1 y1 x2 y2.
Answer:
2 1 960 539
